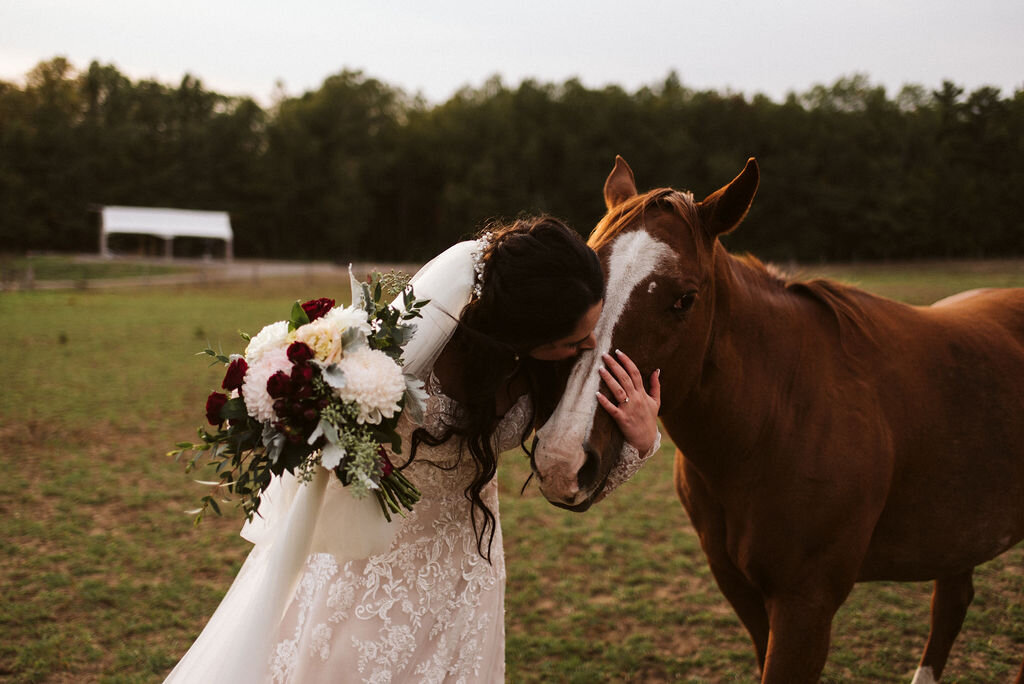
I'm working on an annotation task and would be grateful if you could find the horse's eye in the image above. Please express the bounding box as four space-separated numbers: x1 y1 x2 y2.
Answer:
672 292 697 315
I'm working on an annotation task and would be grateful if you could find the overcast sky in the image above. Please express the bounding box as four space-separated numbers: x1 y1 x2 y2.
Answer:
2 0 1021 103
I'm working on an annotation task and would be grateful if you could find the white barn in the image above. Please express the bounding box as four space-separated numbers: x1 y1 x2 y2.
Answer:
99 206 233 260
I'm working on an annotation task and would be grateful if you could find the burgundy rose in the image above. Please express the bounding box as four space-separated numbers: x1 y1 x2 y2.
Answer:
287 341 314 365
301 297 335 322
378 446 394 477
266 370 291 399
291 363 314 384
221 358 248 391
205 391 229 425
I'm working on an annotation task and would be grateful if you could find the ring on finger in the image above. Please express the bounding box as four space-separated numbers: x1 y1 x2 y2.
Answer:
623 396 630 404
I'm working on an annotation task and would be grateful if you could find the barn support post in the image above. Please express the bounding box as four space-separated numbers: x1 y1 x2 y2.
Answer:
99 216 109 258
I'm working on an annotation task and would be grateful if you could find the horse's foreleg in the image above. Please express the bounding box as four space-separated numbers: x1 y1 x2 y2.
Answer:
676 452 769 673
761 595 839 684
912 570 975 683
707 559 769 672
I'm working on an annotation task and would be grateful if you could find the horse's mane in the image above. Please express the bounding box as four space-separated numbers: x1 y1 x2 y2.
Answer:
588 188 879 352
731 254 881 352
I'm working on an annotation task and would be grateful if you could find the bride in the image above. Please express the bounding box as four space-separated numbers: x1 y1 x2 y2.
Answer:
165 216 661 683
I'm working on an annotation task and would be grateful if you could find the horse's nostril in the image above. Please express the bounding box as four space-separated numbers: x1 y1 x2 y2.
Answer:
577 444 600 492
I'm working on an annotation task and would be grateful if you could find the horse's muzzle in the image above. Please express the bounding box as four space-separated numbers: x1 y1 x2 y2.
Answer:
533 440 605 511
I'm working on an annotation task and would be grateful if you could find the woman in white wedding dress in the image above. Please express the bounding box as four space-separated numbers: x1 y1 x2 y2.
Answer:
165 217 661 683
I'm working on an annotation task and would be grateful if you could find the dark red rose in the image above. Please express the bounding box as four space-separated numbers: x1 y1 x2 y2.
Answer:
301 297 335 322
378 445 394 477
291 363 314 384
221 358 248 391
266 371 291 399
287 341 314 365
205 392 229 425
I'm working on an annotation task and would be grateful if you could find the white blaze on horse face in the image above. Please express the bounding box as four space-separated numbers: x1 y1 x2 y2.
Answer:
535 230 675 503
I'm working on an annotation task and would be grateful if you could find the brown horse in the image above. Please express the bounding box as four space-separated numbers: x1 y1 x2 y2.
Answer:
532 157 1024 683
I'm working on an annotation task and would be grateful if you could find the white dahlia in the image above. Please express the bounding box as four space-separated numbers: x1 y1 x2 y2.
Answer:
241 346 291 422
244 320 289 364
334 347 406 424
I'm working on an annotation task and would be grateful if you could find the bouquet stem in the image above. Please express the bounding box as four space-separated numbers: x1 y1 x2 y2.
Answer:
375 470 421 522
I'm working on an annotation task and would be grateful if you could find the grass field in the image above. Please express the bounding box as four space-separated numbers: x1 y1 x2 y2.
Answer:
2 261 1023 683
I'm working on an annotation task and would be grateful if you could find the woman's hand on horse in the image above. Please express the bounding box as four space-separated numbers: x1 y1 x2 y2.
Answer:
596 349 661 454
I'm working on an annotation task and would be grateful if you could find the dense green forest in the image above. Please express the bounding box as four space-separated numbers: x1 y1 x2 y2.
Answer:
1 57 1021 262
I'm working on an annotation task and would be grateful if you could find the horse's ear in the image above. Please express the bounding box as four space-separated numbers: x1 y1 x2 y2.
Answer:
698 158 759 237
604 155 637 211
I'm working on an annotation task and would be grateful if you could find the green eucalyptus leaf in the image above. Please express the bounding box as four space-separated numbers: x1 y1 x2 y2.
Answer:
289 300 310 332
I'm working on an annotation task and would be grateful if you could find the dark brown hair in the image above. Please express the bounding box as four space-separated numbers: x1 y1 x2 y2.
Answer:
409 216 604 561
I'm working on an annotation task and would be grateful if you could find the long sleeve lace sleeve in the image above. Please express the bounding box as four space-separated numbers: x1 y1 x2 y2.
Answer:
597 429 662 501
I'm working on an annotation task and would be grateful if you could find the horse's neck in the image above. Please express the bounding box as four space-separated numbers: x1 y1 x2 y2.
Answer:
669 250 820 479
709 250 805 364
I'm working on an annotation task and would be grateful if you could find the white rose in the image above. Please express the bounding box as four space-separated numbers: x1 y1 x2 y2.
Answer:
292 306 371 364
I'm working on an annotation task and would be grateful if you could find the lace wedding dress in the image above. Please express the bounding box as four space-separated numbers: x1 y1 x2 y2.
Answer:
265 373 656 683
264 373 523 683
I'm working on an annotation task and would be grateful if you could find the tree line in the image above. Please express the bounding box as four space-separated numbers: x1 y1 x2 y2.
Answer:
2 57 1021 263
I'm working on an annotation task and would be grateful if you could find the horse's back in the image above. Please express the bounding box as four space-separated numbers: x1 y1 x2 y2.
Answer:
932 288 992 308
928 287 1024 346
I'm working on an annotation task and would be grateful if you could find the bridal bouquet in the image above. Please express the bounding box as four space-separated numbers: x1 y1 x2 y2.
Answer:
171 272 429 523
